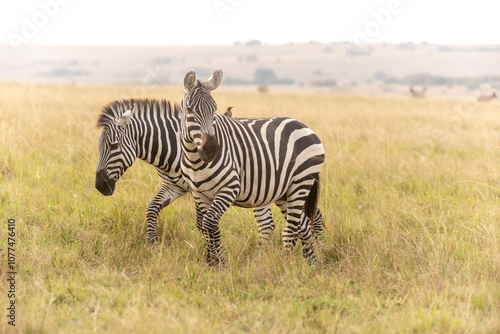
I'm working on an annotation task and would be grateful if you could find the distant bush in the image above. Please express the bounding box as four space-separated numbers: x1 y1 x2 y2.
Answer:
224 77 253 85
40 67 88 77
383 72 500 89
254 68 294 85
153 57 172 64
225 69 294 86
437 46 454 53
345 47 372 56
405 73 449 85
396 42 416 50
246 55 259 62
373 71 387 81
246 40 262 47
277 78 294 85
254 68 278 85
438 46 500 53
382 76 399 84
310 79 337 87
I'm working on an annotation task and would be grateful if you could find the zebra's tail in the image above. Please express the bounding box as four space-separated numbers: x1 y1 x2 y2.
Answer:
304 175 320 230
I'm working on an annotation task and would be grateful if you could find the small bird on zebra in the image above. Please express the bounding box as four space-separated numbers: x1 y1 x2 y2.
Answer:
180 69 325 267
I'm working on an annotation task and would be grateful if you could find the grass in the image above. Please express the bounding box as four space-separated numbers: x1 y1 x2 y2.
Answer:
1 82 500 333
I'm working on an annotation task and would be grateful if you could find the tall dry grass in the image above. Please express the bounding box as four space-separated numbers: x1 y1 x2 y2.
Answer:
0 82 499 333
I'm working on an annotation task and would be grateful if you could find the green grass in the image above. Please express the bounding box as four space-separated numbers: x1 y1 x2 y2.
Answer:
1 83 500 333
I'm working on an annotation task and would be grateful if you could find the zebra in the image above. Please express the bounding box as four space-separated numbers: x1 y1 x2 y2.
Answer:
180 69 325 267
95 99 278 242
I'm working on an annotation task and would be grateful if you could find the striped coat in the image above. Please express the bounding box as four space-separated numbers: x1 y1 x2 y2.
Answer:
180 69 325 266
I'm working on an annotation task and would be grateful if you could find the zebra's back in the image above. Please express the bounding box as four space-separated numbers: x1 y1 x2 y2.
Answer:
213 115 324 208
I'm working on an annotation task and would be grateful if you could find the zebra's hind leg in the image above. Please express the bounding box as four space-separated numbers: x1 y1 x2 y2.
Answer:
298 213 316 264
146 183 186 242
282 202 301 254
277 199 323 241
312 208 324 241
282 186 317 265
281 203 317 262
253 205 275 241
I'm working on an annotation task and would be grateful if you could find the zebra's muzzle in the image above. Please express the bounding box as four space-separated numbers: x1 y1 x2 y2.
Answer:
199 132 219 163
95 170 116 196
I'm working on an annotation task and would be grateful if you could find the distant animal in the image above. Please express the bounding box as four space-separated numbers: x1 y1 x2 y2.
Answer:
410 86 427 98
257 85 268 93
180 69 325 267
95 99 278 242
477 92 497 102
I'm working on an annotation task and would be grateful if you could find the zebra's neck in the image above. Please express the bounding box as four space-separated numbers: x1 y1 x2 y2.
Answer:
179 108 207 165
128 101 182 170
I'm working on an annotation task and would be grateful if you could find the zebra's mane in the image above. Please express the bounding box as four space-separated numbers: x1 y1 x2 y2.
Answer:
96 98 180 128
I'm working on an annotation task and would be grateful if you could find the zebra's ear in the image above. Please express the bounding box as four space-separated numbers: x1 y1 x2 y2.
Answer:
115 108 133 129
204 69 223 91
184 70 197 91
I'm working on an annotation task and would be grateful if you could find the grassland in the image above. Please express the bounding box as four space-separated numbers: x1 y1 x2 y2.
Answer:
1 82 500 333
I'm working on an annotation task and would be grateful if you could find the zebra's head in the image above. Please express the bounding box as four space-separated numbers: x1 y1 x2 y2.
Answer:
95 104 137 196
181 69 223 163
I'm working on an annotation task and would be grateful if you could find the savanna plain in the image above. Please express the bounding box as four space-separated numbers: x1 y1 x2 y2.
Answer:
1 83 500 333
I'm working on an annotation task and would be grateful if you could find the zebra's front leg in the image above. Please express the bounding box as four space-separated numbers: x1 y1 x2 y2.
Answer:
146 183 187 242
193 199 215 264
198 190 237 268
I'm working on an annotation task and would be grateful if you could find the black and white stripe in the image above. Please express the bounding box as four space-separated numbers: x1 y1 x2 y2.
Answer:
180 70 325 266
95 99 277 242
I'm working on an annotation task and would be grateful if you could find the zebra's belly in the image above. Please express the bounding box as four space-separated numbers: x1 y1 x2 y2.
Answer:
232 184 285 208
182 164 237 200
232 198 276 208
187 182 279 208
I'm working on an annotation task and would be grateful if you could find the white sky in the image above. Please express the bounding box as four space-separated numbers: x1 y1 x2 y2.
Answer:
0 0 499 46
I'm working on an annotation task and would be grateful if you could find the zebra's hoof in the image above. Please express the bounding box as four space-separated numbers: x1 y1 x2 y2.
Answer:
306 256 318 266
213 260 227 270
256 235 271 248
207 255 226 269
314 236 324 245
147 235 159 243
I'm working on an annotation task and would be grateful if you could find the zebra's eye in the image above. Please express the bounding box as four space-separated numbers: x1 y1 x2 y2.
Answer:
109 142 119 150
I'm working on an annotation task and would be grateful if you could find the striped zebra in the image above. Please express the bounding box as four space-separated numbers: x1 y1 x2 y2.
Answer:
180 69 325 267
95 99 277 241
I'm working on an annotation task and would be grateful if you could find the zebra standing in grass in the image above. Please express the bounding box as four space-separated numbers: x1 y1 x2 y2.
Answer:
95 99 277 241
180 69 325 267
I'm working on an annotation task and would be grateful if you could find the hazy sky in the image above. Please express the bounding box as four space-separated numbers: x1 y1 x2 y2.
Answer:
1 0 498 46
